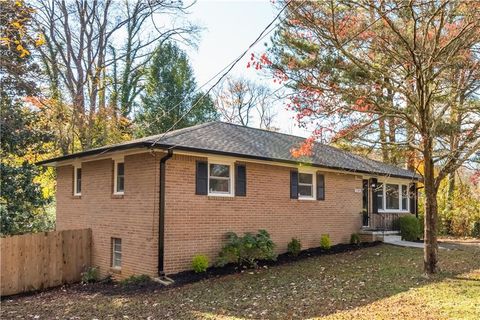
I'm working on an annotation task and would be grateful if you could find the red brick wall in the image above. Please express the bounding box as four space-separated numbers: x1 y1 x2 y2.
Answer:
56 152 363 277
163 154 362 274
56 153 160 278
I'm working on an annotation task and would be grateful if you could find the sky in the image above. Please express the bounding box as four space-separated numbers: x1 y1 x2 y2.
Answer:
181 0 310 137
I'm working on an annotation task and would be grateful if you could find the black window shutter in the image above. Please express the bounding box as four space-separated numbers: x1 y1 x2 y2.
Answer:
317 173 325 200
409 183 417 215
196 161 208 195
235 164 246 196
290 170 298 199
370 178 378 214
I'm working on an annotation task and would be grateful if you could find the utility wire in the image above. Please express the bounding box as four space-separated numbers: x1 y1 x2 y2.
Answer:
149 0 296 148
143 1 289 135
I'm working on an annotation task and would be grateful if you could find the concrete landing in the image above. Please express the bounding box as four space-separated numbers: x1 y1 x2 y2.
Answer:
384 235 446 249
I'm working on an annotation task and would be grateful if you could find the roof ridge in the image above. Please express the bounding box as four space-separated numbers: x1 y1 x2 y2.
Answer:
220 121 413 173
217 121 309 141
163 121 217 138
143 121 218 143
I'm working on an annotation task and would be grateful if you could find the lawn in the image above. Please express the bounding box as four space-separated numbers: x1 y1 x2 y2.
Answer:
2 243 479 319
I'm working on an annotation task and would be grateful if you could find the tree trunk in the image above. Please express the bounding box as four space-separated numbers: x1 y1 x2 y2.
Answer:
423 152 438 274
379 118 389 163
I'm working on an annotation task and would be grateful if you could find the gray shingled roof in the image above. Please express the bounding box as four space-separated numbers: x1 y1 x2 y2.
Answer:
38 121 419 179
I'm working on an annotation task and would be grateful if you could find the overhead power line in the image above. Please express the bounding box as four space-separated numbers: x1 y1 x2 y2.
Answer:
149 0 297 148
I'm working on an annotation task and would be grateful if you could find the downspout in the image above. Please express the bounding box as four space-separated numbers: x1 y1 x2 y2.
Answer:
158 148 173 277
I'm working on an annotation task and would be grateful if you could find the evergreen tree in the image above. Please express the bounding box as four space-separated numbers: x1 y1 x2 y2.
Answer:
136 42 218 136
0 0 54 235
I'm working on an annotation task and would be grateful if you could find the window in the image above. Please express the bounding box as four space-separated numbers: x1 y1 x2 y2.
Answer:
401 185 408 210
298 173 314 199
74 166 82 195
376 182 383 210
377 182 409 212
208 163 232 195
112 238 122 269
385 184 400 210
114 161 125 194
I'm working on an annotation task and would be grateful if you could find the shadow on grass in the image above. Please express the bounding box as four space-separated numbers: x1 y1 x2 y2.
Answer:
2 243 479 320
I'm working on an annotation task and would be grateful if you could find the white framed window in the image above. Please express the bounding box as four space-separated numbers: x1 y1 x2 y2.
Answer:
298 172 315 199
113 160 125 195
74 165 82 196
112 238 122 269
376 182 384 210
208 162 233 196
377 182 409 212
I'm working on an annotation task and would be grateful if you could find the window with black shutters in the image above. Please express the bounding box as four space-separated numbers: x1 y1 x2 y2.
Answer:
298 173 314 198
209 163 231 194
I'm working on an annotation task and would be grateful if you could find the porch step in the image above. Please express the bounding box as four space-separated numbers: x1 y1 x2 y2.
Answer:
359 229 400 235
384 235 402 242
358 230 400 242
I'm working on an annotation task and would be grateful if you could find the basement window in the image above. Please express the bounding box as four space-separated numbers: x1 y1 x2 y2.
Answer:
112 238 122 269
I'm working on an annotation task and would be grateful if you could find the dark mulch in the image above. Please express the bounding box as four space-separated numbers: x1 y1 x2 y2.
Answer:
3 241 381 300
170 241 381 286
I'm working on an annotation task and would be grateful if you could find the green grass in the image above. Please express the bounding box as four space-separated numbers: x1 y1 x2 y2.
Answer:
2 243 479 319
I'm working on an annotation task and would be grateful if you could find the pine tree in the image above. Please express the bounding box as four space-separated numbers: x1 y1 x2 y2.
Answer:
135 42 218 136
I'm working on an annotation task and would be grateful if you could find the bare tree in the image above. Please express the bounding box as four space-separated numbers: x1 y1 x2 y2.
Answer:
214 77 277 129
32 0 198 152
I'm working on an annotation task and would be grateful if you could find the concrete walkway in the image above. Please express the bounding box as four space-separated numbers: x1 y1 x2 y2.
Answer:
384 235 446 249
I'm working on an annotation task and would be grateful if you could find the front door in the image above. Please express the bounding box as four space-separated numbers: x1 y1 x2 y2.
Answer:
362 179 369 227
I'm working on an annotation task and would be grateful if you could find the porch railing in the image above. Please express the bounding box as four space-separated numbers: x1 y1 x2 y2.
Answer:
368 212 405 231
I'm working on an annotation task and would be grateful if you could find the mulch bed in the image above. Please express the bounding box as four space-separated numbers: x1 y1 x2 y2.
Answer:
3 241 381 299
170 241 381 285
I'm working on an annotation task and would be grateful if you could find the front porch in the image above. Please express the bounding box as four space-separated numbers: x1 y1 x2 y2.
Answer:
359 211 413 242
358 177 418 241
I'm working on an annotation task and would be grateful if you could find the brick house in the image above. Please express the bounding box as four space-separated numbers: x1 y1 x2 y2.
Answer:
38 121 419 278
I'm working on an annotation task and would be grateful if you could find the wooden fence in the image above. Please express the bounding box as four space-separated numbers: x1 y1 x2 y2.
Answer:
1 229 91 296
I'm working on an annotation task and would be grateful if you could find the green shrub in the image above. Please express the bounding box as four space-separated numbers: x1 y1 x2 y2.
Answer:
472 221 480 238
120 274 151 286
350 233 361 245
217 229 277 268
81 266 99 284
320 234 331 249
287 238 302 256
418 214 425 237
398 215 421 241
192 255 209 273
